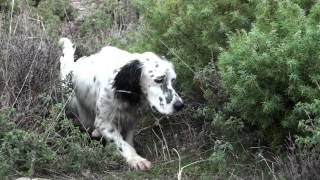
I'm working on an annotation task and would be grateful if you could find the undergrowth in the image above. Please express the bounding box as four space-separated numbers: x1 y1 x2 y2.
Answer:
0 11 121 178
1 0 320 179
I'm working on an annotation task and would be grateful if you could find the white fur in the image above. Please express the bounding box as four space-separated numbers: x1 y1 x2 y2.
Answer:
59 38 183 170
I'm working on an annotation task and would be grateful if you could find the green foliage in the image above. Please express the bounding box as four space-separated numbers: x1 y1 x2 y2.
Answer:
0 129 54 176
208 140 233 173
35 0 75 36
122 0 255 97
0 100 120 178
79 0 119 53
80 1 114 35
294 99 320 144
292 0 317 13
218 0 320 148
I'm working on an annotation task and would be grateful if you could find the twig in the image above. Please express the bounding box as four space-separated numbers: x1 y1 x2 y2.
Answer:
158 39 195 74
258 153 278 180
9 0 15 35
173 148 208 180
135 116 165 135
158 123 171 160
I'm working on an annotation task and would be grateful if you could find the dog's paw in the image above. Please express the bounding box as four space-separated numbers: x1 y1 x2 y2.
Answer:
127 156 152 170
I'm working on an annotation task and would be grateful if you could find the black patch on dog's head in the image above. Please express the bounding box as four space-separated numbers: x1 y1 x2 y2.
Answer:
109 128 115 133
113 60 143 106
160 81 173 104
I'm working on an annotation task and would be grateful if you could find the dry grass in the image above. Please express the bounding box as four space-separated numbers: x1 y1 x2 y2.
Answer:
0 11 61 116
278 139 320 180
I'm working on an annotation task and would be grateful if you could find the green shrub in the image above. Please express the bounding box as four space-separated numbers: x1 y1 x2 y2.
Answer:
35 0 76 37
0 128 54 176
218 0 320 148
293 0 317 13
294 99 320 144
0 102 121 178
121 0 255 98
0 107 53 177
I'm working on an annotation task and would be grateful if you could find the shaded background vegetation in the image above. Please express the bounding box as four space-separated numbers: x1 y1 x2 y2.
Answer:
1 0 320 179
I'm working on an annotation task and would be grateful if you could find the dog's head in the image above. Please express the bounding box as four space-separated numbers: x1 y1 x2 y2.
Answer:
140 52 184 115
113 52 183 115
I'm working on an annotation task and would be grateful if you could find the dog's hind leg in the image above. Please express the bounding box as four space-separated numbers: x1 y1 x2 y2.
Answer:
75 101 95 133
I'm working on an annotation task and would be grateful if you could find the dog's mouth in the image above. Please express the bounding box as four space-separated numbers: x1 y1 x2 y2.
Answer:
151 105 157 112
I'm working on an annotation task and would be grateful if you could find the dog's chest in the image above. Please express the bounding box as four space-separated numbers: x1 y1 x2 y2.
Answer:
111 101 137 124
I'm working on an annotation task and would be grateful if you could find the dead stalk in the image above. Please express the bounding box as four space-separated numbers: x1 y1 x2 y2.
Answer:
173 148 208 180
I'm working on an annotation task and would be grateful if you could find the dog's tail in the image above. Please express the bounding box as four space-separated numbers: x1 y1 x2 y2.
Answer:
59 38 76 81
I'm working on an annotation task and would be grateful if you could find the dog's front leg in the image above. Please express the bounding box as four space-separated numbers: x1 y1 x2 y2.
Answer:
95 117 151 170
125 129 135 147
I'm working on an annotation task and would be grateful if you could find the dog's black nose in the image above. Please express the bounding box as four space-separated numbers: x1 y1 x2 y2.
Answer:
173 101 184 111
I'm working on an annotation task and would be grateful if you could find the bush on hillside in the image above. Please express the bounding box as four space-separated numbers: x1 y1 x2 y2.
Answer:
218 0 320 148
121 0 255 99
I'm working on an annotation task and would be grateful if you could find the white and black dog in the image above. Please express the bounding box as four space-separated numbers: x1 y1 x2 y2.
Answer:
59 38 184 170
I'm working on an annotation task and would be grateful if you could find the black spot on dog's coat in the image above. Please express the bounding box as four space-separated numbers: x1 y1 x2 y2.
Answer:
118 147 123 152
160 82 173 104
165 89 173 104
93 76 96 82
160 97 164 106
113 60 142 106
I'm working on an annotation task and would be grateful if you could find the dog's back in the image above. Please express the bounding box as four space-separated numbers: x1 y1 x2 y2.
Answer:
59 38 140 131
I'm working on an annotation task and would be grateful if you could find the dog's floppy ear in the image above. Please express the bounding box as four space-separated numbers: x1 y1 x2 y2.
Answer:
113 60 143 106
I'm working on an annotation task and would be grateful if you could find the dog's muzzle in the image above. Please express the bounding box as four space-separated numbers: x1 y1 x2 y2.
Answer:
173 100 184 112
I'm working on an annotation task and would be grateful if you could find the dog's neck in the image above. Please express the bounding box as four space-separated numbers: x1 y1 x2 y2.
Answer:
112 60 143 106
114 90 142 107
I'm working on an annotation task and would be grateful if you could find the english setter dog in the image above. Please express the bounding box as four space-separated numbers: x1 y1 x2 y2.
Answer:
59 38 184 170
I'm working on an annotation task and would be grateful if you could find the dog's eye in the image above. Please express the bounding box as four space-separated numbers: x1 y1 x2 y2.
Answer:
154 77 165 83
